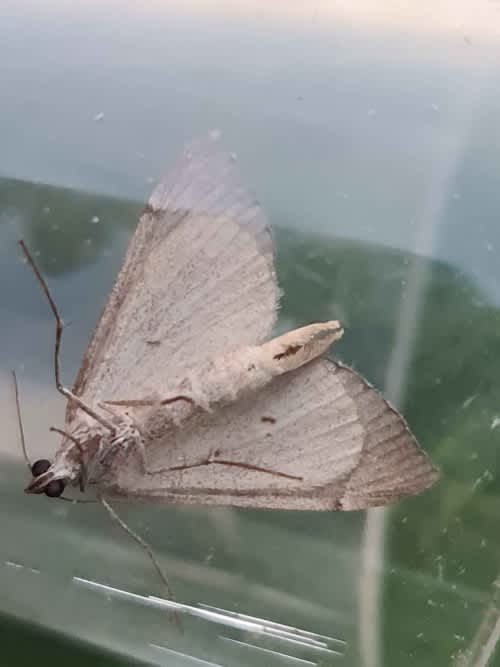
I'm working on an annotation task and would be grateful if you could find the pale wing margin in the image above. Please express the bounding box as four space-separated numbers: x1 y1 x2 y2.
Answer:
68 132 280 420
107 359 438 510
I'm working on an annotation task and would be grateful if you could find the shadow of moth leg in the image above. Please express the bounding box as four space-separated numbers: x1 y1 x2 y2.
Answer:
103 395 195 408
149 454 303 481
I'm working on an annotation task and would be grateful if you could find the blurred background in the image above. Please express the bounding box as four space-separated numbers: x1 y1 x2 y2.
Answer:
2 1 500 665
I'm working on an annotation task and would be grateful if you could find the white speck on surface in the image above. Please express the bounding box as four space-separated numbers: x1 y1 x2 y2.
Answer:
472 475 483 491
84 238 92 246
487 242 494 252
462 394 477 409
90 216 100 224
452 192 461 200
5 561 23 569
431 103 440 112
42 206 50 214
491 416 500 429
434 556 444 581
93 112 104 122
367 108 377 117
204 546 216 564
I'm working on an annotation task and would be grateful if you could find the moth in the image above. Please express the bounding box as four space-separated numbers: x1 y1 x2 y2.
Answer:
21 131 437 526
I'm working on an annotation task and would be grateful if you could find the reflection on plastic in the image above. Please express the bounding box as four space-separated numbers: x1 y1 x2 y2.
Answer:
75 576 346 665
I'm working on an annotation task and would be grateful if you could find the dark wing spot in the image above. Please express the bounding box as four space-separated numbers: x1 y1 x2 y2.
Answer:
273 345 302 360
247 363 256 371
146 339 161 346
261 416 276 424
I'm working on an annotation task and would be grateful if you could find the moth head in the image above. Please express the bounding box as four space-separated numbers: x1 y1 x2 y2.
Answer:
25 434 100 497
25 459 67 497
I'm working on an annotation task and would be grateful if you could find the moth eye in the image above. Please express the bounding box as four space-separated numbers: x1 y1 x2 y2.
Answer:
30 460 65 497
31 459 52 477
44 479 66 498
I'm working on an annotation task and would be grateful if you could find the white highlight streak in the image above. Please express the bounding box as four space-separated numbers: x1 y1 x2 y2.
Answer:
150 643 224 667
72 576 344 655
220 636 317 665
200 603 346 648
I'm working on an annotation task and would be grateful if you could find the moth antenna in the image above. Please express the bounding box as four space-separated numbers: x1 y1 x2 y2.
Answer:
99 497 181 630
11 370 31 470
18 240 115 434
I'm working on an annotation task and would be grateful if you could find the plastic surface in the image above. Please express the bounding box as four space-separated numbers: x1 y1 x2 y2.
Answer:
2 2 500 665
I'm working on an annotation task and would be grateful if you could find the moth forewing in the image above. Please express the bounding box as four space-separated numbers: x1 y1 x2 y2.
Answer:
66 132 280 425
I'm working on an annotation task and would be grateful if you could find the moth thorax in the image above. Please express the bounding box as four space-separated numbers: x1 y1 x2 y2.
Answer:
86 418 144 484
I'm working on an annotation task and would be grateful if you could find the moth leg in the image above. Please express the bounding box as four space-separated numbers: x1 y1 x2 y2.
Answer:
149 452 303 481
99 496 181 630
98 402 126 418
49 426 88 491
18 241 115 433
103 395 194 408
